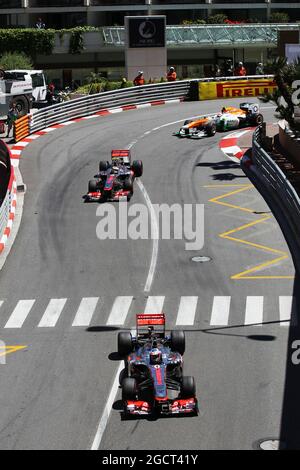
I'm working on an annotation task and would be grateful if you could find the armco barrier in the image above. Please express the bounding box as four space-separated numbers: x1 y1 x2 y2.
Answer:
251 127 300 273
14 114 31 143
25 76 274 137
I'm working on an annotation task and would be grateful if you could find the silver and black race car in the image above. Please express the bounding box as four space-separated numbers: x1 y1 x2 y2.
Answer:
118 313 198 417
84 149 143 202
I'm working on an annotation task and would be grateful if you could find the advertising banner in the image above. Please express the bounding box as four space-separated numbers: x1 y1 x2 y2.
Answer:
199 79 277 101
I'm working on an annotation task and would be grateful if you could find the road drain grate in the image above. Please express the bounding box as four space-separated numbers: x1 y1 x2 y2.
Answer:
191 256 212 263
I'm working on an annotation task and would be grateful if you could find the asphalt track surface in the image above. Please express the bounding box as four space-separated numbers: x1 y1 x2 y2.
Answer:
0 98 297 450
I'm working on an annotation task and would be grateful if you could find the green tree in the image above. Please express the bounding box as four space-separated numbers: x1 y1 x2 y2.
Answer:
269 12 289 24
261 57 300 131
207 14 228 24
0 52 33 70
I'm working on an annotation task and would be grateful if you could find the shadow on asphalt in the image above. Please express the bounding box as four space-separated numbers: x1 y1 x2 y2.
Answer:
195 160 240 170
211 172 248 181
86 325 120 332
279 273 300 449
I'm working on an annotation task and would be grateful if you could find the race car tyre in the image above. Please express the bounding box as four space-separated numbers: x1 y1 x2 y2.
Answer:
99 160 110 172
205 121 216 137
170 330 185 355
253 113 264 126
122 377 137 401
88 179 98 193
184 120 192 126
123 176 133 192
118 332 133 357
132 160 143 177
181 376 196 398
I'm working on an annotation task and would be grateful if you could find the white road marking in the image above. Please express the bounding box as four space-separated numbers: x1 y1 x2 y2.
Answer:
144 296 165 313
91 329 134 450
72 297 99 327
176 296 198 325
135 179 159 293
4 300 35 329
210 296 231 326
279 296 297 326
38 298 67 328
244 296 264 325
106 296 133 325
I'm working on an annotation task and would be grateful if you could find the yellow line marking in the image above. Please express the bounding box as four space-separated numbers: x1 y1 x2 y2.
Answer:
206 184 294 280
0 345 27 358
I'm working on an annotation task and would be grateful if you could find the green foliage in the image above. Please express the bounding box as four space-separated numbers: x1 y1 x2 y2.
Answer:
269 12 289 24
261 57 300 130
207 14 228 24
76 79 134 95
69 27 85 55
0 52 33 70
181 19 206 25
0 28 55 57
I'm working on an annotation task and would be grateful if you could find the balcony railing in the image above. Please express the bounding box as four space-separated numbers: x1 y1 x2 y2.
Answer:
29 0 84 7
0 0 22 8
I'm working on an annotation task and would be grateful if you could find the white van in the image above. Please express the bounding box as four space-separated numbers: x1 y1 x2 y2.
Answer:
9 70 47 103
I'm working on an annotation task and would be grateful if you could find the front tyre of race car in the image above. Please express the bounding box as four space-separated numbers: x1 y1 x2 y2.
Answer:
205 121 217 137
88 179 98 192
181 376 196 398
122 377 138 401
118 331 133 357
170 330 185 355
132 160 143 177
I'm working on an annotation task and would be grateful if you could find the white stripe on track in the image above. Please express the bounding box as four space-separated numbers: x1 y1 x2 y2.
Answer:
38 298 67 328
244 296 264 325
144 296 165 314
279 296 297 326
72 297 99 327
4 300 35 329
176 296 198 325
210 296 231 326
106 296 133 325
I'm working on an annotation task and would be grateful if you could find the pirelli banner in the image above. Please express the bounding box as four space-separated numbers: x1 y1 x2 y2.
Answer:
199 79 277 101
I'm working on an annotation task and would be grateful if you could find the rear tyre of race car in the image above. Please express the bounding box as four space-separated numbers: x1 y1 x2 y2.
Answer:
170 330 185 355
205 121 216 137
118 332 133 357
88 179 98 192
123 176 133 192
99 160 110 172
181 376 196 398
122 377 137 401
132 160 143 177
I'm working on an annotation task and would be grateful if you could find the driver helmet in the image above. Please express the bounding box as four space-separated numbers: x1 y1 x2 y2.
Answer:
150 348 162 365
238 62 243 66
221 107 226 113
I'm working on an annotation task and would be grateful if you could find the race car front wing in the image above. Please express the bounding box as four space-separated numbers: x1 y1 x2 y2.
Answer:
125 398 198 416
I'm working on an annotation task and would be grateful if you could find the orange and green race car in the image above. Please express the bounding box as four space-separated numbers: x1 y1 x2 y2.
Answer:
174 102 264 139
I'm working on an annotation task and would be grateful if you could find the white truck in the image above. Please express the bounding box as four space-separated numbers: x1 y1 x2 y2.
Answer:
0 69 33 118
8 69 47 103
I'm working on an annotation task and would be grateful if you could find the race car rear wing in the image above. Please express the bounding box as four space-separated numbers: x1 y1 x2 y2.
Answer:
136 313 165 326
136 313 166 338
111 149 131 160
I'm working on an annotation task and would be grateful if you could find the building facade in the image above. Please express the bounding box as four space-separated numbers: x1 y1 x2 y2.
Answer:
0 1 300 29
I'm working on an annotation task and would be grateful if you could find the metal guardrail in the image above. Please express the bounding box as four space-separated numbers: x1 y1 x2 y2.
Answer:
30 81 190 133
30 76 274 134
252 127 300 271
